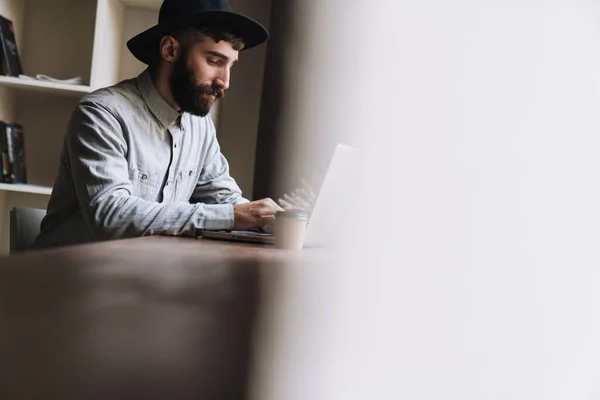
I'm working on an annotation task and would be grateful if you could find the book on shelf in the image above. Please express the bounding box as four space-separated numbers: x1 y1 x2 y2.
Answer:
0 121 26 184
10 123 26 183
0 15 23 77
0 121 11 182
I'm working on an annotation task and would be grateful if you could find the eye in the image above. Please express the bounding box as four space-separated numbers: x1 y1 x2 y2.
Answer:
207 58 222 66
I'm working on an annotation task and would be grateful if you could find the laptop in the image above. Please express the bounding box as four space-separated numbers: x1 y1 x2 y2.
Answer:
200 228 275 244
201 143 358 247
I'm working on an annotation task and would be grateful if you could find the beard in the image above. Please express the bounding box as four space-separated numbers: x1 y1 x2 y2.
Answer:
170 50 224 117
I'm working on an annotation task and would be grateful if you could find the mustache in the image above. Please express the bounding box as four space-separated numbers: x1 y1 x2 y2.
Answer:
197 84 224 99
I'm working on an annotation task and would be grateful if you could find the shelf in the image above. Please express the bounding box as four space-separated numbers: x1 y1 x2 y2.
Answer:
120 0 162 10
0 76 92 98
0 183 52 195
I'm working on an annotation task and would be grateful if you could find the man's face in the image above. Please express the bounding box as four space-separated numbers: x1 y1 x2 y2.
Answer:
170 36 239 117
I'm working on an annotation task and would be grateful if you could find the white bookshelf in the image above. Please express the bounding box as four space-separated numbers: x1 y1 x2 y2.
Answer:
0 183 52 195
0 76 92 97
0 0 162 253
120 0 162 11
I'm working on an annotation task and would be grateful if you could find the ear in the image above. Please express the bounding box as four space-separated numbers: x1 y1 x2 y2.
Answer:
159 35 180 63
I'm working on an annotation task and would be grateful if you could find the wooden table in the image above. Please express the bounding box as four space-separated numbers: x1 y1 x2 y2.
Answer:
0 236 300 399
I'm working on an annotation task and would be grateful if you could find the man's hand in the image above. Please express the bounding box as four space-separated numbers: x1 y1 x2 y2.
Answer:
278 178 319 215
233 198 283 232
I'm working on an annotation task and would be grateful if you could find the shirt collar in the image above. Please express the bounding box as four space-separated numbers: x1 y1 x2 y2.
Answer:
137 68 180 129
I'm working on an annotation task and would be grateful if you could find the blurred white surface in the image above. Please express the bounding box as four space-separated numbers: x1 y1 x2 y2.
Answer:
249 1 600 399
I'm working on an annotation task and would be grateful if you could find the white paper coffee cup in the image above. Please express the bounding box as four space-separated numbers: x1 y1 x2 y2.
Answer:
275 210 308 250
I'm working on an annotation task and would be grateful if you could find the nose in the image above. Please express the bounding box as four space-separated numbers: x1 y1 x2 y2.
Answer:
214 68 230 91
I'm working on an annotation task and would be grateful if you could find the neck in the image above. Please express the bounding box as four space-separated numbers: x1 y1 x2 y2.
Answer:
150 64 181 112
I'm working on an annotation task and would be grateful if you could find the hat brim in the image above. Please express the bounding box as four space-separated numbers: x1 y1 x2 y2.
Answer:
127 11 269 65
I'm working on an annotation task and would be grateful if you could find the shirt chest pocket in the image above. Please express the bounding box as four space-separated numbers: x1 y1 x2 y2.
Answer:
128 168 160 200
174 168 197 200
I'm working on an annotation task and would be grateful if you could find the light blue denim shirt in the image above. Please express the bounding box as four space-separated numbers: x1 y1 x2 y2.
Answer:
33 68 248 249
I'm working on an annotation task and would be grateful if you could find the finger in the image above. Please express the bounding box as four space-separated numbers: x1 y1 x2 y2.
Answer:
261 224 275 234
263 197 283 212
289 191 303 203
278 198 294 209
294 188 315 208
283 193 300 207
289 192 311 209
259 198 277 211
296 187 307 198
292 190 312 208
277 198 290 208
258 202 282 217
269 197 285 211
279 199 301 211
259 215 276 228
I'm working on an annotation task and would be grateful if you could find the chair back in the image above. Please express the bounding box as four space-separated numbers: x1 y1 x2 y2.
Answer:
10 207 46 254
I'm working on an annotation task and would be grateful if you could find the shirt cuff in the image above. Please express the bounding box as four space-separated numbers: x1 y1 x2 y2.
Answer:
202 203 234 231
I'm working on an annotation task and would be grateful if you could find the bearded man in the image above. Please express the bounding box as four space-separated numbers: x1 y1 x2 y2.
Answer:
33 0 282 249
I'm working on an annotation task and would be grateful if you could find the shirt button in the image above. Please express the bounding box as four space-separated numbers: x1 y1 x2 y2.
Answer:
174 143 177 148
188 170 193 176
141 174 148 181
165 182 169 186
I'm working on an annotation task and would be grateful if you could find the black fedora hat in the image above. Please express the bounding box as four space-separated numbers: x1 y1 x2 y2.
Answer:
127 0 269 65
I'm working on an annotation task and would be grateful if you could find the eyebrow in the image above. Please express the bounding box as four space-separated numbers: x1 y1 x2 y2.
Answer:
205 50 239 65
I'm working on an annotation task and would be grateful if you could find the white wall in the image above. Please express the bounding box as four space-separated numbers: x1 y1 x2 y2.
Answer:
356 2 600 397
118 6 156 82
249 1 600 399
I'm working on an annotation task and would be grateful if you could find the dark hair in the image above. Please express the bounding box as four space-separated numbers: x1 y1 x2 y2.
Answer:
150 26 245 67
